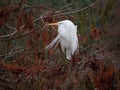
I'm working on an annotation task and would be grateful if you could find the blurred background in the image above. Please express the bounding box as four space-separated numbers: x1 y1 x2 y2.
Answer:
0 0 119 90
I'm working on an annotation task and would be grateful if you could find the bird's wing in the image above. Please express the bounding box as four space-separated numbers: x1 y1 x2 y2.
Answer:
45 35 60 49
70 36 78 54
75 25 77 33
69 25 78 55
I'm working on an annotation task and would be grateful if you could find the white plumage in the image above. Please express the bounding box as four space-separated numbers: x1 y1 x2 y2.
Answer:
46 20 78 60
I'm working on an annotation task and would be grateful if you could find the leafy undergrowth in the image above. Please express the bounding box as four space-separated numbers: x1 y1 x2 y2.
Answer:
0 1 119 90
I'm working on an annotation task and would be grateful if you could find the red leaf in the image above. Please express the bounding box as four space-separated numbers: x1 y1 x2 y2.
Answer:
91 27 100 41
0 4 21 27
17 11 24 31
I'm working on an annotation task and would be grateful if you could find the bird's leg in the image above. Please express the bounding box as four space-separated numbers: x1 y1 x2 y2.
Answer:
65 55 74 70
71 55 75 69
71 53 80 70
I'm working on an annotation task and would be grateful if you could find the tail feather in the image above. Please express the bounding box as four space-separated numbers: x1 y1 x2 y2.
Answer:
45 35 60 49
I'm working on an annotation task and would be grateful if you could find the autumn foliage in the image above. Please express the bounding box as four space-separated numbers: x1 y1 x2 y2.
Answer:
0 1 119 90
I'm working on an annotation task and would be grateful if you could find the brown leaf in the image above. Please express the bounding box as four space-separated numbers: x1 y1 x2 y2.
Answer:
81 35 87 44
103 65 114 80
17 11 24 31
91 27 100 41
0 4 21 27
5 64 25 74
24 13 34 31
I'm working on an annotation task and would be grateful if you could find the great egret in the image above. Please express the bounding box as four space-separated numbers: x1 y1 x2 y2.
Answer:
46 20 78 60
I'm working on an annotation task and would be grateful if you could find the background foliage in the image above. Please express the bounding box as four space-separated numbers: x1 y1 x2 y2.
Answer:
0 0 119 90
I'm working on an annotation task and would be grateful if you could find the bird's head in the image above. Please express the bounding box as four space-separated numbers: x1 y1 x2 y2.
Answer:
48 20 74 27
48 21 62 26
48 20 77 33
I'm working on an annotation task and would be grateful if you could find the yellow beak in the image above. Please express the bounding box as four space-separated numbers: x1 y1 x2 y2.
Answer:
48 23 58 26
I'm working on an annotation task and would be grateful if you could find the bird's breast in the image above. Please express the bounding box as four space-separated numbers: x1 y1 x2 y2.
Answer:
59 37 70 49
58 26 70 40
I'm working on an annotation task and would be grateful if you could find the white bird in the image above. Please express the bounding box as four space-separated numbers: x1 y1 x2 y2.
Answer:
46 20 78 60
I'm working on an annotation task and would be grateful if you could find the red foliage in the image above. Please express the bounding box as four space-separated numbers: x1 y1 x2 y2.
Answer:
0 2 118 90
17 11 25 31
80 35 87 44
5 64 25 75
91 26 100 41
24 12 34 31
87 60 114 90
0 4 21 27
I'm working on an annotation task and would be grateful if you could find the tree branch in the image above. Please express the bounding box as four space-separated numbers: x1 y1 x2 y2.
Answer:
0 31 17 38
78 45 107 70
0 48 26 58
0 0 99 39
60 2 73 10
54 0 99 16
0 24 47 57
0 15 46 39
5 24 16 30
0 24 47 42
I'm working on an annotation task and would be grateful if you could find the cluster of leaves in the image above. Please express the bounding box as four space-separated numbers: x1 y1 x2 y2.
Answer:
0 0 119 90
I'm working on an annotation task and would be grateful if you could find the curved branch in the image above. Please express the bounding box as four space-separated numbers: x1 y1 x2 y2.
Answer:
5 24 16 30
0 31 17 38
0 25 47 57
0 48 26 57
60 2 73 10
78 45 107 70
0 24 47 42
0 15 46 39
53 0 99 16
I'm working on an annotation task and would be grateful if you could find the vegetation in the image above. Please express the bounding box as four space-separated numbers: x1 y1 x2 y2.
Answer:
0 0 119 90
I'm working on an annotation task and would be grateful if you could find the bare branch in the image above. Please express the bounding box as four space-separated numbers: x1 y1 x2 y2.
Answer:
53 0 99 16
92 45 107 54
0 31 17 38
0 24 17 38
0 24 47 42
60 2 73 10
5 24 16 30
0 24 47 57
78 45 107 70
23 4 53 10
2 48 26 58
0 0 99 39
0 14 46 39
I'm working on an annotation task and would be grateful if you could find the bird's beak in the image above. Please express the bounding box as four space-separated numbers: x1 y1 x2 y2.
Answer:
48 23 58 26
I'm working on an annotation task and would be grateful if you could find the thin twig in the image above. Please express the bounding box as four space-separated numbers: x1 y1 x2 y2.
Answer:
0 24 47 57
92 45 107 54
78 45 107 70
0 24 17 38
4 24 16 30
0 15 46 39
60 2 73 10
0 31 17 38
0 48 26 57
53 0 99 16
0 24 47 42
1 48 36 59
0 0 99 40
23 4 53 10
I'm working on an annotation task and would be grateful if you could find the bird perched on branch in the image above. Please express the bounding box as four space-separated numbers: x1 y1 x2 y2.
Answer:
46 20 78 60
